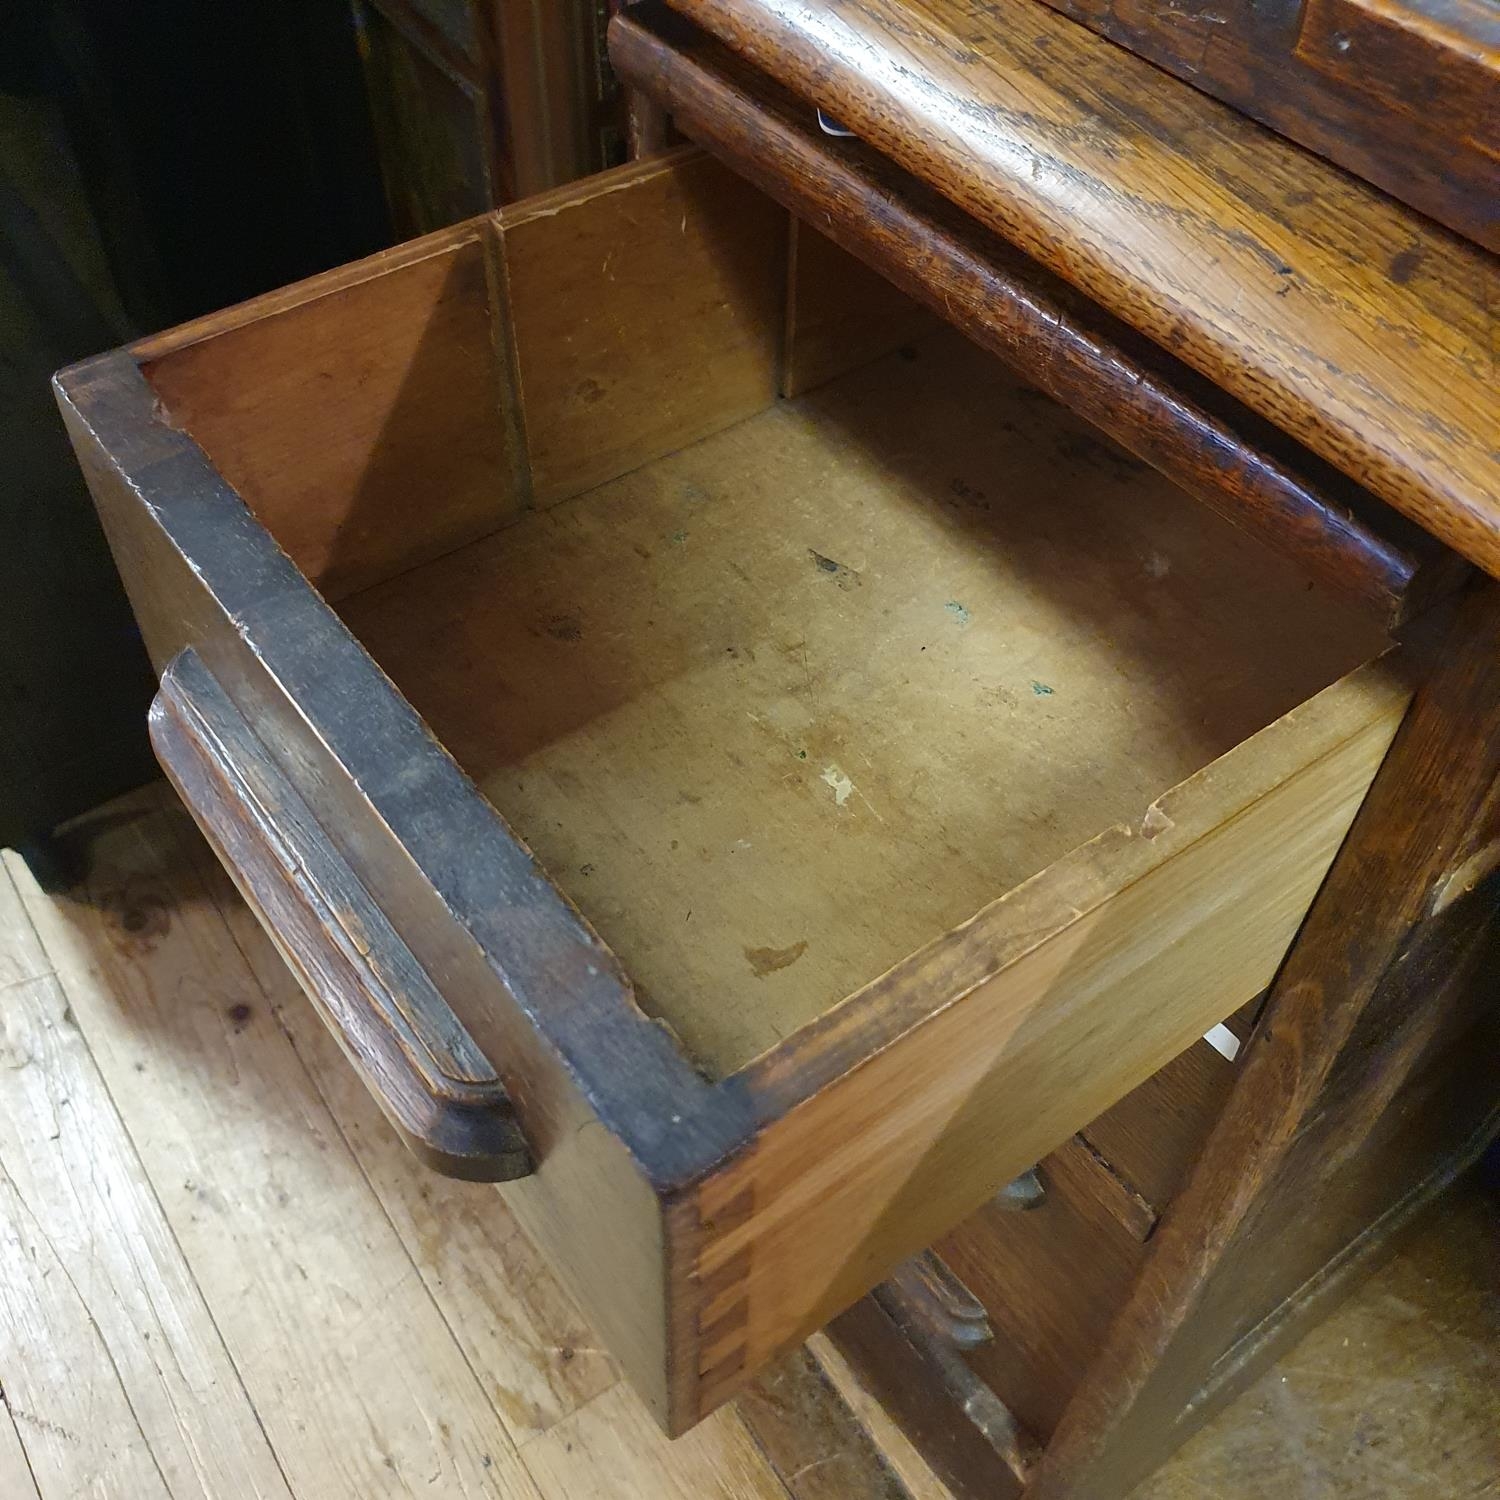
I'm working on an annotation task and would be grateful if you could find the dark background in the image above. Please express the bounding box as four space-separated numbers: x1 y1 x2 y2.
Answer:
1 2 392 869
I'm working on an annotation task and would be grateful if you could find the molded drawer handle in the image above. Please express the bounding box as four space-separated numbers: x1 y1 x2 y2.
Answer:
148 649 533 1182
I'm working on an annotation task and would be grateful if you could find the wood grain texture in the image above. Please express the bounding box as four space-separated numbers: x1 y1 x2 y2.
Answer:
492 0 615 198
0 1132 171 1500
0 810 810 1500
141 228 516 599
62 138 1482 1434
687 651 1412 1418
354 0 501 237
823 1300 1018 1500
342 331 1389 1076
150 648 530 1181
934 1146 1152 1446
500 148 786 507
733 1348 912 1500
1038 0 1499 250
0 1398 39 1500
137 148 795 598
872 1264 1041 1483
1045 1137 1158 1245
5 791 1495 1497
610 5 1467 628
521 1385 787 1500
807 1333 957 1500
1080 1037 1238 1213
8 805 544 1500
0 838 48 985
55 349 729 1432
783 218 939 397
59 323 1401 1426
0 969 294 1500
1030 581 1500 1499
658 0 1500 580
195 821 620 1444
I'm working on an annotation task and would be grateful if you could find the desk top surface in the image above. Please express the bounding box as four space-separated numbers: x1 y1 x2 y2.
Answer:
664 0 1500 578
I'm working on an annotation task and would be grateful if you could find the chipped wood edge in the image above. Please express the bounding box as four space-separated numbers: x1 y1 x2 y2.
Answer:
675 652 1417 1421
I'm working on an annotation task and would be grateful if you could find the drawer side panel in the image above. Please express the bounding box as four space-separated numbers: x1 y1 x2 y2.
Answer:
686 662 1411 1420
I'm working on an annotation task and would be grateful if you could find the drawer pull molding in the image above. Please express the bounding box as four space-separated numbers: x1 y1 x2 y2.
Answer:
875 1252 1043 1482
149 648 533 1182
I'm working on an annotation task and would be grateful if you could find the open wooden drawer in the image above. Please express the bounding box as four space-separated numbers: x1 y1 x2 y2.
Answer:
56 147 1424 1434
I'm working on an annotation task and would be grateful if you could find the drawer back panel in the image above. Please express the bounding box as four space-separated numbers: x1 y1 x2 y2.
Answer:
137 148 937 606
141 228 514 601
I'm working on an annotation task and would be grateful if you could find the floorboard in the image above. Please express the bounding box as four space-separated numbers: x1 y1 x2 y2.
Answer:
0 1393 41 1500
520 1384 787 1500
0 967 290 1500
192 821 621 1444
1 787 1494 1499
5 799 543 1500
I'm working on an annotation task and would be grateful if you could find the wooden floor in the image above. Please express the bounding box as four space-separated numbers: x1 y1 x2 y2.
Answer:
2 783 1495 1499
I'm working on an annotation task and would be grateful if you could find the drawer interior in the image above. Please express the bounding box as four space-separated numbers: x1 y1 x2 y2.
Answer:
118 145 1424 1426
140 149 1388 1082
338 331 1382 1078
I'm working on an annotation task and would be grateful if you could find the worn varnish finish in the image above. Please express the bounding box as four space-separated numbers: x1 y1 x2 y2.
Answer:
54 146 1471 1438
609 4 1466 629
340 331 1390 1075
658 0 1500 580
1023 581 1500 1498
150 649 530 1180
0 797 794 1499
837 587 1500 1500
1037 0 1500 251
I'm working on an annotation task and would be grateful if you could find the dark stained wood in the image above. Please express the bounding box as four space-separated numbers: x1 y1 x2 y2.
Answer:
1028 580 1500 1498
353 0 502 236
58 141 1475 1453
1076 993 1264 1214
880 1251 993 1350
874 1257 1043 1484
932 1141 1154 1447
352 0 618 233
830 1296 1024 1500
52 347 746 1433
733 1348 912 1500
654 0 1500 581
1045 1137 1157 1245
1080 1040 1236 1214
1038 0 1499 251
609 5 1467 628
150 647 531 1181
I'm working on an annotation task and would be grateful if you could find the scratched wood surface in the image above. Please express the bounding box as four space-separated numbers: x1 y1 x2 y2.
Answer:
340 330 1386 1076
0 788 896 1500
1 787 1495 1498
662 0 1500 579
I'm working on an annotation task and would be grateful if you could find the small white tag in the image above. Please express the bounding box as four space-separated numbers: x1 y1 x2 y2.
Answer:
816 108 858 138
1203 1022 1242 1062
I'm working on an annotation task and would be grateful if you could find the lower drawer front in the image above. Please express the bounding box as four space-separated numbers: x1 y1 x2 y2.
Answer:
939 1153 1147 1448
61 140 1414 1430
936 1031 1239 1446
